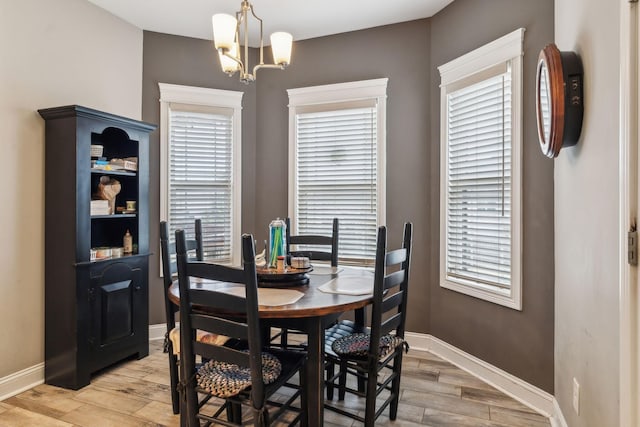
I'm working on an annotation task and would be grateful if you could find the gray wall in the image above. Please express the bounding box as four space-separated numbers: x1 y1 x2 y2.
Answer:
555 0 620 425
254 20 433 325
1 0 143 379
142 31 258 322
429 0 555 392
141 1 555 392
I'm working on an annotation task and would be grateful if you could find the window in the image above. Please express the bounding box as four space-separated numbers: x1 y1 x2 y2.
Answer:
287 79 387 265
438 29 524 310
159 83 243 265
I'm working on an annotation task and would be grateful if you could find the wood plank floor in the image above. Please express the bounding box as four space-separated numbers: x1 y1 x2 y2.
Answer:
0 340 551 426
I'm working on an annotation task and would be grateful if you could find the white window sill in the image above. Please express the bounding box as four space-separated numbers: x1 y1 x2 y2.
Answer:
440 278 522 311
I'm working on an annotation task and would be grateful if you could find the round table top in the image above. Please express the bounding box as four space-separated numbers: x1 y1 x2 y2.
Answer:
168 267 373 319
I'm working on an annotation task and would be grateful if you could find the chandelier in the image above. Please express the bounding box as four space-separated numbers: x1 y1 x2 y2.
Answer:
212 1 293 84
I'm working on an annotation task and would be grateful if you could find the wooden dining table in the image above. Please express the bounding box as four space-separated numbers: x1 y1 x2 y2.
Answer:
168 266 373 427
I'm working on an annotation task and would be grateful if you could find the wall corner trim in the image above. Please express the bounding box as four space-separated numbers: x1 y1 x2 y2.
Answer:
550 397 570 427
405 332 555 419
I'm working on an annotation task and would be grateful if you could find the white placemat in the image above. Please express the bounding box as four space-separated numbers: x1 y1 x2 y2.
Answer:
318 271 374 296
220 286 304 306
308 266 343 275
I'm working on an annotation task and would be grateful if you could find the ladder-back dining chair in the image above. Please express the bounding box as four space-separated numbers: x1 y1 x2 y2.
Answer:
270 217 339 349
324 222 413 426
282 217 364 400
176 231 307 426
159 219 203 414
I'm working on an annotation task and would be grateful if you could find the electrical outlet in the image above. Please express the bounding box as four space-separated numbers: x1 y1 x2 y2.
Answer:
572 378 580 414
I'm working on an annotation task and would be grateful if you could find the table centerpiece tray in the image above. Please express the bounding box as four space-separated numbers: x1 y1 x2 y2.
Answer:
256 266 313 288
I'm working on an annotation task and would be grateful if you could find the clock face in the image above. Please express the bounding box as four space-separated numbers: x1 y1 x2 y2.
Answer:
535 44 583 158
538 62 551 144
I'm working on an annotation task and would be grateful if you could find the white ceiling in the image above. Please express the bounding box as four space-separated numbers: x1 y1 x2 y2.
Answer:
86 0 454 45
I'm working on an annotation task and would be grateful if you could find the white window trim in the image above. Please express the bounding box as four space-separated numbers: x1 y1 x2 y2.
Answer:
438 28 524 310
159 83 243 265
287 78 388 263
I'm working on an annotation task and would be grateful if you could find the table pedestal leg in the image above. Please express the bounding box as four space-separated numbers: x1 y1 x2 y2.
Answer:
305 319 324 427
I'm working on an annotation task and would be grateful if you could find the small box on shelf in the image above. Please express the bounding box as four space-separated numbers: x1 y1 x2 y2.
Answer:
90 145 103 158
109 157 137 171
90 200 110 216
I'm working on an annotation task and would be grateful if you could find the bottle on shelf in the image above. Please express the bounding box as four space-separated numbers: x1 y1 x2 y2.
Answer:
123 230 133 254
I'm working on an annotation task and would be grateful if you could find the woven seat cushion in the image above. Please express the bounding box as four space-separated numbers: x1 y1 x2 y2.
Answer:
168 327 230 355
196 352 282 398
331 332 407 359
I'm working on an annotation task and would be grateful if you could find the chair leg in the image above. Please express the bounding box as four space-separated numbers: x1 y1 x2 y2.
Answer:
299 364 308 426
325 362 334 400
253 407 269 426
389 352 404 420
184 379 199 427
364 362 378 427
225 401 242 424
353 309 367 394
168 351 180 414
338 360 348 401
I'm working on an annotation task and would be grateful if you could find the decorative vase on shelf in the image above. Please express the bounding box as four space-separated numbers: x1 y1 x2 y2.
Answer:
268 218 287 268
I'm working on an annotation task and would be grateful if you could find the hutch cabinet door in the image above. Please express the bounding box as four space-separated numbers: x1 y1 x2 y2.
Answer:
89 259 148 369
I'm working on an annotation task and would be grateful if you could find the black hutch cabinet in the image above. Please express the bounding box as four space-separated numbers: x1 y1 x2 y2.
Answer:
38 105 156 389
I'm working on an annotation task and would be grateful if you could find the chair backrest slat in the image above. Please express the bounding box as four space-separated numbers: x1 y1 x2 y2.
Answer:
289 235 333 246
381 290 404 313
369 223 413 358
189 289 247 313
383 270 405 291
290 251 333 262
184 240 199 253
191 313 249 340
187 262 246 286
194 341 250 367
380 312 402 337
385 248 407 267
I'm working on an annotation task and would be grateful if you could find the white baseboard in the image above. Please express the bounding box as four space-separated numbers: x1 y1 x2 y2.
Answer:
405 331 431 352
0 363 44 402
0 324 167 402
149 323 168 341
405 332 555 419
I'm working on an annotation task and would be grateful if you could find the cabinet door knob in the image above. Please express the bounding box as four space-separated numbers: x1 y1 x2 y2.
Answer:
134 286 142 292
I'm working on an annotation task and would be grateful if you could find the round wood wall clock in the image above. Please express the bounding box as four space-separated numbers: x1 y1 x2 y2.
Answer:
535 43 584 158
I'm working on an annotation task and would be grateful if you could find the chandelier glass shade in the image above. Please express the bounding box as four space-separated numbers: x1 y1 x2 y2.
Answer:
212 1 292 83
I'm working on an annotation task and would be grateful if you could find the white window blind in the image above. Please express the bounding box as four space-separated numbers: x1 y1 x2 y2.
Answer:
168 108 233 262
295 106 378 264
288 79 388 266
445 72 512 288
438 28 523 310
